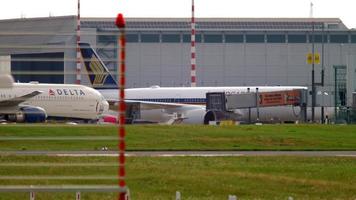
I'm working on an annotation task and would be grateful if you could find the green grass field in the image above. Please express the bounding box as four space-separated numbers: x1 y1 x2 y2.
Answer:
0 124 356 199
0 155 355 199
0 124 356 150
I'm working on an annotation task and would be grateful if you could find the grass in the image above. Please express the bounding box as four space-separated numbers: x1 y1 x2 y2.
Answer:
0 155 355 199
0 124 356 150
1 124 356 199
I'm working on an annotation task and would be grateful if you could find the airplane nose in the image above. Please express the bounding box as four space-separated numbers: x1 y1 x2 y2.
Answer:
102 99 109 114
96 99 109 115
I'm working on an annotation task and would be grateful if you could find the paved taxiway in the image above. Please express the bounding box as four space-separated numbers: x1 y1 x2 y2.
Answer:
1 151 356 157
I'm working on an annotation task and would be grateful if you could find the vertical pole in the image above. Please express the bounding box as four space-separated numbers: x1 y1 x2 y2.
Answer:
228 195 237 200
321 24 325 87
190 0 196 87
321 24 325 123
30 191 35 200
76 192 81 200
30 192 35 200
76 0 81 84
309 2 314 18
334 67 338 121
247 87 251 123
115 13 127 200
311 20 316 123
256 87 260 122
176 191 181 200
301 89 308 123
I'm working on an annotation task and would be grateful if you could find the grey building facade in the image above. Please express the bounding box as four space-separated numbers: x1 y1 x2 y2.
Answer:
0 16 356 108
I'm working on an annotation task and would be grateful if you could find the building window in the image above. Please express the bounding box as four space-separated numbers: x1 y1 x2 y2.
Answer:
183 34 202 43
267 34 286 43
330 35 349 43
11 52 64 84
97 35 116 43
225 34 243 43
141 34 160 43
204 34 223 43
288 34 306 43
351 35 356 43
246 34 265 43
126 34 139 42
162 34 181 43
310 34 327 43
327 24 339 29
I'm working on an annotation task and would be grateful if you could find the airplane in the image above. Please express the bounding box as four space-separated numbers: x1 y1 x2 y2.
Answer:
79 43 334 124
0 74 109 123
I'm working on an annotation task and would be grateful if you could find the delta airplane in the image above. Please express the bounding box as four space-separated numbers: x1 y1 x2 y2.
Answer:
0 74 109 123
79 43 333 124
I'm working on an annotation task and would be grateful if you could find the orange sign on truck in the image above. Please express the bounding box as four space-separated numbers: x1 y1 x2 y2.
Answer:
259 90 301 107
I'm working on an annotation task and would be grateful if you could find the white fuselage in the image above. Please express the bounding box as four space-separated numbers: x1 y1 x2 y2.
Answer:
125 86 305 100
99 86 334 123
0 82 109 120
103 86 307 101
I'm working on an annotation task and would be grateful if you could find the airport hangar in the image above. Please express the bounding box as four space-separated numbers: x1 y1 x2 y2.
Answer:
0 16 355 112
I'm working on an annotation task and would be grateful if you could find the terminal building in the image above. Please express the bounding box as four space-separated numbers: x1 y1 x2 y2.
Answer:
0 16 356 116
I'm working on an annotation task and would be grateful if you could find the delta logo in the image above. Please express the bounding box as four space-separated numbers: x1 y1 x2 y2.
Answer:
49 89 55 96
48 89 86 96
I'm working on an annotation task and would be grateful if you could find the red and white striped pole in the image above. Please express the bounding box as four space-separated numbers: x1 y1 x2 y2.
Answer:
75 0 81 84
115 13 127 200
190 0 196 87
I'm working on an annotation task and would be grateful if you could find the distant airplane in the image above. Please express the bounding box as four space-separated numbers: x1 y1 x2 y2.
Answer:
79 43 333 124
0 75 109 123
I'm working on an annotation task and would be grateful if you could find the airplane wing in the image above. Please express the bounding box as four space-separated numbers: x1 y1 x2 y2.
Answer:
0 91 42 108
108 99 204 113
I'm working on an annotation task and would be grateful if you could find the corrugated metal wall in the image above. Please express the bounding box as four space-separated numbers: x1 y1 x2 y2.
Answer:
1 16 356 106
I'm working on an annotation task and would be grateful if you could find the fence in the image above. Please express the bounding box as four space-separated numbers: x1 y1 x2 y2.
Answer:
0 185 128 200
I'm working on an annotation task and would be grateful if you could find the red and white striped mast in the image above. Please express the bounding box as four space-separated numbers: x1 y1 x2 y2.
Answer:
75 0 81 84
115 13 128 200
190 0 196 87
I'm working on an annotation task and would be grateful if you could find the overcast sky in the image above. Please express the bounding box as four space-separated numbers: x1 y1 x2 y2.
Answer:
1 0 355 28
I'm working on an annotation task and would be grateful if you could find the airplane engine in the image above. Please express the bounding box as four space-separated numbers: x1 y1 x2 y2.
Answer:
7 106 47 123
181 109 225 124
203 110 232 124
181 109 207 124
183 109 238 124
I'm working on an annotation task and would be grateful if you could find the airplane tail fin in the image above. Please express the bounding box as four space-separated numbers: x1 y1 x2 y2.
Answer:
79 43 118 89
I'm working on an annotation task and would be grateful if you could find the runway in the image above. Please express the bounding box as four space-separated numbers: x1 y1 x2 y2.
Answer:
1 151 356 157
